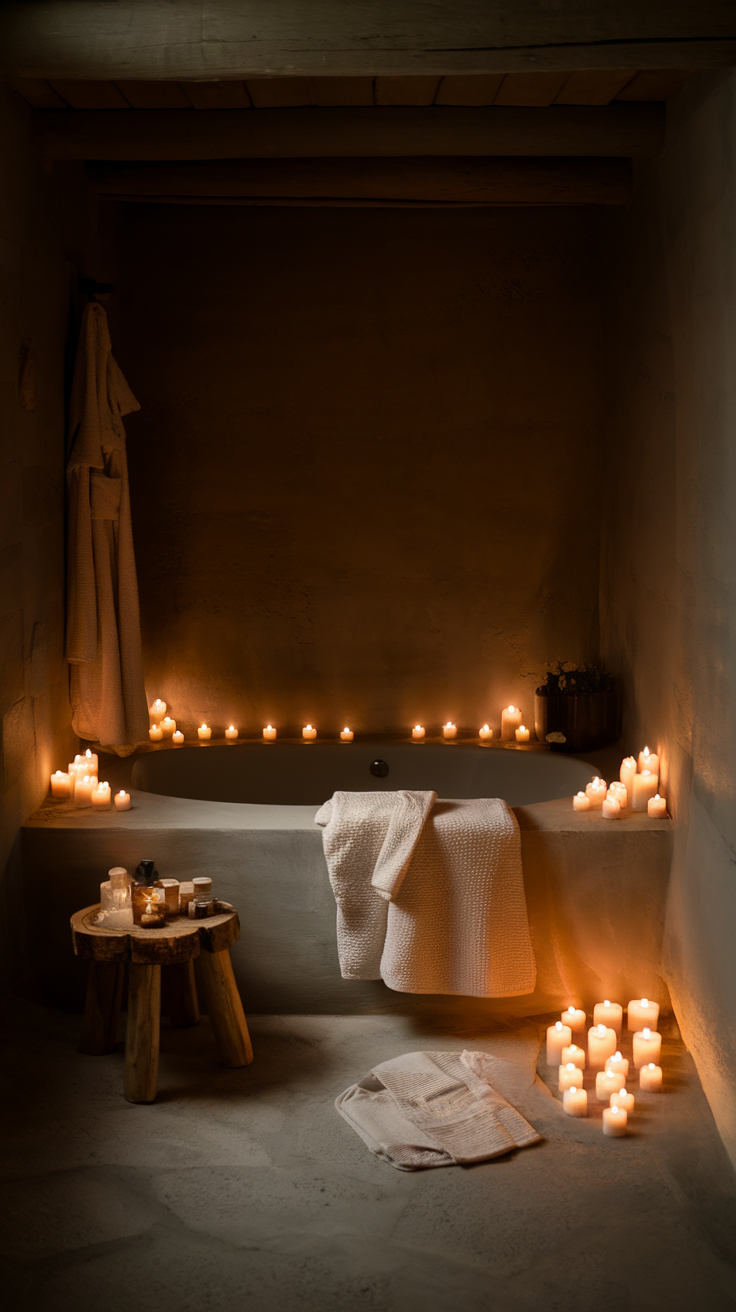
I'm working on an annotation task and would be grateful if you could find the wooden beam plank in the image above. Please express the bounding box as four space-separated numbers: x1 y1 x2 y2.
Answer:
114 80 193 109
246 78 312 108
308 77 375 106
2 3 734 79
615 70 693 100
86 156 632 206
7 78 69 108
47 79 130 109
375 76 441 106
554 71 636 106
494 72 572 107
32 104 665 160
435 75 505 106
179 81 252 110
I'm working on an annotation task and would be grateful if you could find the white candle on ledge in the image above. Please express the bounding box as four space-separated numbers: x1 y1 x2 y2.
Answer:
546 1021 572 1065
74 774 97 807
562 1043 586 1069
605 1052 629 1080
225 725 239 740
302 724 317 741
91 781 112 810
149 698 166 725
50 770 73 799
515 725 531 744
263 725 277 741
559 1062 585 1092
593 1000 623 1037
172 730 184 745
572 791 591 812
602 794 621 819
602 1105 628 1137
609 780 628 810
585 777 607 808
648 794 668 818
149 724 163 742
443 722 457 739
596 1069 625 1100
632 770 658 811
627 998 660 1032
639 1062 663 1092
620 756 638 794
81 749 98 775
411 725 425 741
561 1006 586 1035
340 727 354 741
479 724 493 741
588 1024 617 1067
633 1027 662 1068
501 705 523 741
638 746 660 776
114 790 131 811
563 1086 587 1117
610 1087 635 1113
197 723 212 740
160 716 176 736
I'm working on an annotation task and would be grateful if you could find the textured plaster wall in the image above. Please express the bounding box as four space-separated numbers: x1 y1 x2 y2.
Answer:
601 70 736 1169
0 87 86 992
117 203 608 737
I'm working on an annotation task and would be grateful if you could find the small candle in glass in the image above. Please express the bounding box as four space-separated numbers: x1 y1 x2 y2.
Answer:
559 1062 585 1092
302 724 317 741
515 725 531 743
411 725 425 741
610 1087 635 1113
149 698 166 725
605 1051 629 1079
639 1062 663 1092
585 777 607 808
627 998 660 1032
561 1006 586 1034
340 727 354 741
602 1105 628 1137
197 723 212 740
50 770 73 799
91 781 112 810
633 1027 662 1068
594 1000 623 1037
501 705 522 741
172 730 184 745
479 724 493 741
225 725 238 740
572 791 591 812
563 1086 587 1117
149 724 163 742
638 746 660 775
562 1043 586 1069
114 790 131 811
602 794 621 819
161 716 176 735
596 1069 625 1100
648 793 667 818
263 725 277 741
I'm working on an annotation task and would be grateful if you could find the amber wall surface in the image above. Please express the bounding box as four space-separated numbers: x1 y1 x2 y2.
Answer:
117 202 608 737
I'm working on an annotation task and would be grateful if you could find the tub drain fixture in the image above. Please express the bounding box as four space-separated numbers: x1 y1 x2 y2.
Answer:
369 759 389 778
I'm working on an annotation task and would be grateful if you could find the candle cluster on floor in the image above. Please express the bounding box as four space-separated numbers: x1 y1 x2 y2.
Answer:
547 997 663 1136
572 745 668 820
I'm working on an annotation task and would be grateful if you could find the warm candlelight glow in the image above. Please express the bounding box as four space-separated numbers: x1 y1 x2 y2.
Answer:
515 724 530 743
302 724 317 741
161 716 176 735
340 727 354 741
197 723 212 740
648 793 667 817
585 777 607 808
149 698 166 724
149 723 163 741
479 724 493 741
225 725 238 740
91 781 112 810
501 705 523 741
263 725 277 741
50 770 73 799
172 730 184 745
443 722 457 739
114 790 131 811
572 791 591 812
411 725 425 740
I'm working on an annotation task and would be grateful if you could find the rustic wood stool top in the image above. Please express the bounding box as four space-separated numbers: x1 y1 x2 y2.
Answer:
71 904 240 965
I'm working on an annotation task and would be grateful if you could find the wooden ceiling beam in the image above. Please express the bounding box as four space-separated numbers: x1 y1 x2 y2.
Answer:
33 104 665 160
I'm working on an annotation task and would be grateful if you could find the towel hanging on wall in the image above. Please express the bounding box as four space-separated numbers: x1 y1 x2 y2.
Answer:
65 302 149 754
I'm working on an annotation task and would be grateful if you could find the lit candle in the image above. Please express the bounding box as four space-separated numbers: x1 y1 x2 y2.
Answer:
411 725 425 741
172 730 184 745
633 1027 662 1068
638 746 660 776
197 723 212 740
263 725 277 741
443 722 457 739
225 725 238 740
562 1043 586 1069
340 727 354 741
149 723 164 742
593 1000 623 1037
81 749 98 775
114 790 131 811
561 1007 586 1035
559 1062 585 1092
572 791 591 812
602 1105 627 1137
546 1021 572 1066
632 770 658 811
588 1024 617 1067
50 770 73 799
609 780 628 810
648 793 668 818
605 1052 629 1079
627 998 660 1032
563 1086 587 1117
515 725 531 744
149 698 166 725
610 1087 635 1113
639 1062 663 1092
479 724 493 741
620 756 638 794
160 716 176 735
501 705 523 741
74 773 97 806
585 777 607 808
601 794 621 819
302 724 317 741
596 1069 625 1100
91 781 112 810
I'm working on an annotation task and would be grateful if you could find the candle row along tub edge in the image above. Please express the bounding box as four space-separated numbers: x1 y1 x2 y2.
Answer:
574 747 667 819
549 999 664 1137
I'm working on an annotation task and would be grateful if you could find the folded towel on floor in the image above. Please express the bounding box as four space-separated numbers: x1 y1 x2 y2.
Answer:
336 1049 541 1170
315 791 536 997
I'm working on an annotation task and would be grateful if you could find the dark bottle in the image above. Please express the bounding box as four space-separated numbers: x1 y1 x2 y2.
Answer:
132 858 161 925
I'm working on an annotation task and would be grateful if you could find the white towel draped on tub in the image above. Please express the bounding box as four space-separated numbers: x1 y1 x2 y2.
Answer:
315 791 536 997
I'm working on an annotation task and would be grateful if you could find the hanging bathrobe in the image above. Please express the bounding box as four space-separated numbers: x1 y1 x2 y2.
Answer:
66 302 149 753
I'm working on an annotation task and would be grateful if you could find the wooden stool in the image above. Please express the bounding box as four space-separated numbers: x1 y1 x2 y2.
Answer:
70 905 253 1103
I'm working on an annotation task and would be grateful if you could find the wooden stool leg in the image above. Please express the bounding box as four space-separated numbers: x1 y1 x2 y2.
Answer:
124 963 161 1103
79 960 125 1055
163 960 200 1027
198 949 253 1068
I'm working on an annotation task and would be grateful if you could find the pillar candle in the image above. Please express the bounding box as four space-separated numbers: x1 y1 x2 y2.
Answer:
609 780 628 810
572 792 591 812
263 725 277 740
149 699 166 724
515 725 531 743
585 777 607 808
225 725 238 740
633 1028 662 1068
638 746 660 776
114 790 131 811
340 727 354 741
588 1024 617 1067
501 706 523 741
605 1052 629 1080
627 998 660 1032
443 722 457 739
639 1063 663 1092
197 724 212 740
632 770 659 811
562 1043 586 1070
411 725 425 741
594 1001 623 1037
74 774 97 806
91 782 111 810
479 725 493 741
149 724 163 741
50 770 73 799
161 717 176 735
595 1069 625 1100
559 1063 585 1092
172 730 184 745
302 724 317 741
610 1088 635 1113
648 794 667 818
563 1086 587 1117
546 1021 572 1065
561 1007 586 1035
602 795 621 819
602 1106 627 1137
620 756 638 794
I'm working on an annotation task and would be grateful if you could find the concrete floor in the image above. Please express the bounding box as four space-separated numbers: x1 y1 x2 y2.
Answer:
2 1002 736 1311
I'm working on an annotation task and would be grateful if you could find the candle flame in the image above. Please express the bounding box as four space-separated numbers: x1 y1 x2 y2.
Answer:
306 725 312 731
570 1086 578 1093
611 1106 620 1115
555 1022 562 1031
597 1025 605 1035
566 1063 575 1071
642 1027 651 1038
576 791 585 797
85 749 92 758
344 727 350 733
648 1063 655 1069
641 999 649 1006
643 746 650 756
508 705 514 712
481 724 489 731
614 1051 621 1060
519 725 526 732
604 1000 610 1006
